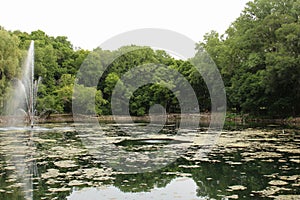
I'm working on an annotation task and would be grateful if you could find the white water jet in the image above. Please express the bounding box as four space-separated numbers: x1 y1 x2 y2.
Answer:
6 40 40 127
2 41 41 200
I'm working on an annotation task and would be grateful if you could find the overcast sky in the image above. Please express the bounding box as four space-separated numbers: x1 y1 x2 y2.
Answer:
1 0 250 50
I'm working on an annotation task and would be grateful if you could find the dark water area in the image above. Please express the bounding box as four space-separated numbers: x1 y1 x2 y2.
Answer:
0 121 299 199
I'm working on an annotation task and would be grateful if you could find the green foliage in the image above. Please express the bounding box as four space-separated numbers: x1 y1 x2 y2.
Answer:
55 74 76 113
200 0 300 117
0 29 21 114
1 0 299 118
73 84 107 115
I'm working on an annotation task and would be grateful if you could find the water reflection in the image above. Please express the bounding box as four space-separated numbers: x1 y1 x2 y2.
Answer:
0 123 299 199
67 177 201 200
0 128 37 200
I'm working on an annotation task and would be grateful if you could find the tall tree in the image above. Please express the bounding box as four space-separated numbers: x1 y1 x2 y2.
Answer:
0 29 21 113
200 0 300 116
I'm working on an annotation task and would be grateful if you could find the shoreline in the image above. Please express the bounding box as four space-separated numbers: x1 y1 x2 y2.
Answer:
0 113 299 126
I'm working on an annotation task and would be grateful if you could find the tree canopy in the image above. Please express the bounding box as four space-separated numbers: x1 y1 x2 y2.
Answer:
200 0 300 117
0 0 299 118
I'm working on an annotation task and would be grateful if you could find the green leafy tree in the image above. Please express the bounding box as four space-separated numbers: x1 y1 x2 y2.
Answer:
0 29 21 113
200 0 300 116
73 84 107 115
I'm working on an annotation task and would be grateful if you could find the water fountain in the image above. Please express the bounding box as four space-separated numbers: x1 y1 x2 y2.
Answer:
0 41 41 200
6 40 40 127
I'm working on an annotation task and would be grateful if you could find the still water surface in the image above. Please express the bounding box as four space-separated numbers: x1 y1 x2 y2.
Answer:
0 122 299 199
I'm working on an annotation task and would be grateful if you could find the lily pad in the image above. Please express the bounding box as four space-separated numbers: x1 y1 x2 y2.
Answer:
42 169 60 179
228 185 247 191
268 180 288 186
54 160 77 168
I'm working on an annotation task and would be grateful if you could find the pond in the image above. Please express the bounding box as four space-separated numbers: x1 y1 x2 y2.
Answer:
0 122 299 199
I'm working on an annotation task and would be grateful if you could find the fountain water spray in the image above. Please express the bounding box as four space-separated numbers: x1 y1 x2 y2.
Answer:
6 40 41 127
2 40 40 200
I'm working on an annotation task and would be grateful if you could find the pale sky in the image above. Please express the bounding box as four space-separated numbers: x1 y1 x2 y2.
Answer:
1 0 250 50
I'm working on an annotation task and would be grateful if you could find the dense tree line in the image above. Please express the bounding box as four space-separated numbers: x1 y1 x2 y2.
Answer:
0 0 299 117
201 0 300 117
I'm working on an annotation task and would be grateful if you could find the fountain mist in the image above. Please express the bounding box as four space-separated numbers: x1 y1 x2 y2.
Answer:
6 40 40 127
